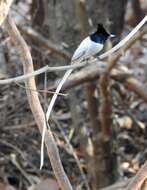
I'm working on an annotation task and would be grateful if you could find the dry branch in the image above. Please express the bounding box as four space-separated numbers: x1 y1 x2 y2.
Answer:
50 65 121 90
0 0 13 25
4 16 73 190
99 72 112 139
52 65 147 102
126 161 147 190
0 62 91 84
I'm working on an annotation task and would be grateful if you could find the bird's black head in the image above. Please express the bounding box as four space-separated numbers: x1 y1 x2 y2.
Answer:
90 23 110 44
96 24 110 38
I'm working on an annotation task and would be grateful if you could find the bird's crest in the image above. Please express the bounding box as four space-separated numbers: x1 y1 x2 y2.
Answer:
96 23 110 37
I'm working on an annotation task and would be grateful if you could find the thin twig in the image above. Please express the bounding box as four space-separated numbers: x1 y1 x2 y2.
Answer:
0 139 26 160
10 154 34 185
0 62 92 84
15 81 67 96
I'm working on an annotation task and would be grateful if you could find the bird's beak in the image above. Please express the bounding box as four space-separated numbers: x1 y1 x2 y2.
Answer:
110 34 115 38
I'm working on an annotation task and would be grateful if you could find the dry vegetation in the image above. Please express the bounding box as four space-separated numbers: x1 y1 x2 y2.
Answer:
0 0 147 190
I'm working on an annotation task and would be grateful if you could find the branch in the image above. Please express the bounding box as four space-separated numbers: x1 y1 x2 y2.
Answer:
99 72 112 139
98 16 147 189
52 64 106 90
0 60 92 84
52 65 147 102
0 0 13 25
105 26 147 74
99 15 147 59
4 16 73 190
126 161 147 190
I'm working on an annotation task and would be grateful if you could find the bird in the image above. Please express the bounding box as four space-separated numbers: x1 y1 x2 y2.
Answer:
71 23 112 63
40 24 113 169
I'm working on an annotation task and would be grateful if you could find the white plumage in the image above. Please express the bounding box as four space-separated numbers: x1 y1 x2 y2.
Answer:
72 36 103 62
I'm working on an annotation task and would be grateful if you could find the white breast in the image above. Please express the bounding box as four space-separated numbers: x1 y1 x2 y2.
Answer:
72 37 103 62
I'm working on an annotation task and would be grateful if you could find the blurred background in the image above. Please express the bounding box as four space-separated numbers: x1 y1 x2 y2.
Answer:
0 0 147 190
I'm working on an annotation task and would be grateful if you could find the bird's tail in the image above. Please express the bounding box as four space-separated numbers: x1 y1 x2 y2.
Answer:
40 68 73 169
46 69 73 120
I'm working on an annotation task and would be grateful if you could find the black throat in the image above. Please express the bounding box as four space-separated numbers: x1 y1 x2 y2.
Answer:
90 24 110 44
90 33 108 44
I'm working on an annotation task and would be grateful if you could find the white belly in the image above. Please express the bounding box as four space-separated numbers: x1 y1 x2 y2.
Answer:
72 37 103 62
86 40 103 57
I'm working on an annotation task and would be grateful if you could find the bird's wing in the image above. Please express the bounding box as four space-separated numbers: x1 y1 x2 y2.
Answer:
71 50 86 63
71 37 90 62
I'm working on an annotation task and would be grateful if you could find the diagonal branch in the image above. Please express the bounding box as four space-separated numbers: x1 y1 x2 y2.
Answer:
0 60 92 84
126 161 147 190
4 15 73 190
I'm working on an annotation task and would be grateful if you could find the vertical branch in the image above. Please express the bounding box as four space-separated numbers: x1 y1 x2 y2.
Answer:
4 16 73 190
95 1 128 188
97 16 147 189
99 74 112 139
85 83 99 134
95 69 117 189
0 0 13 25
